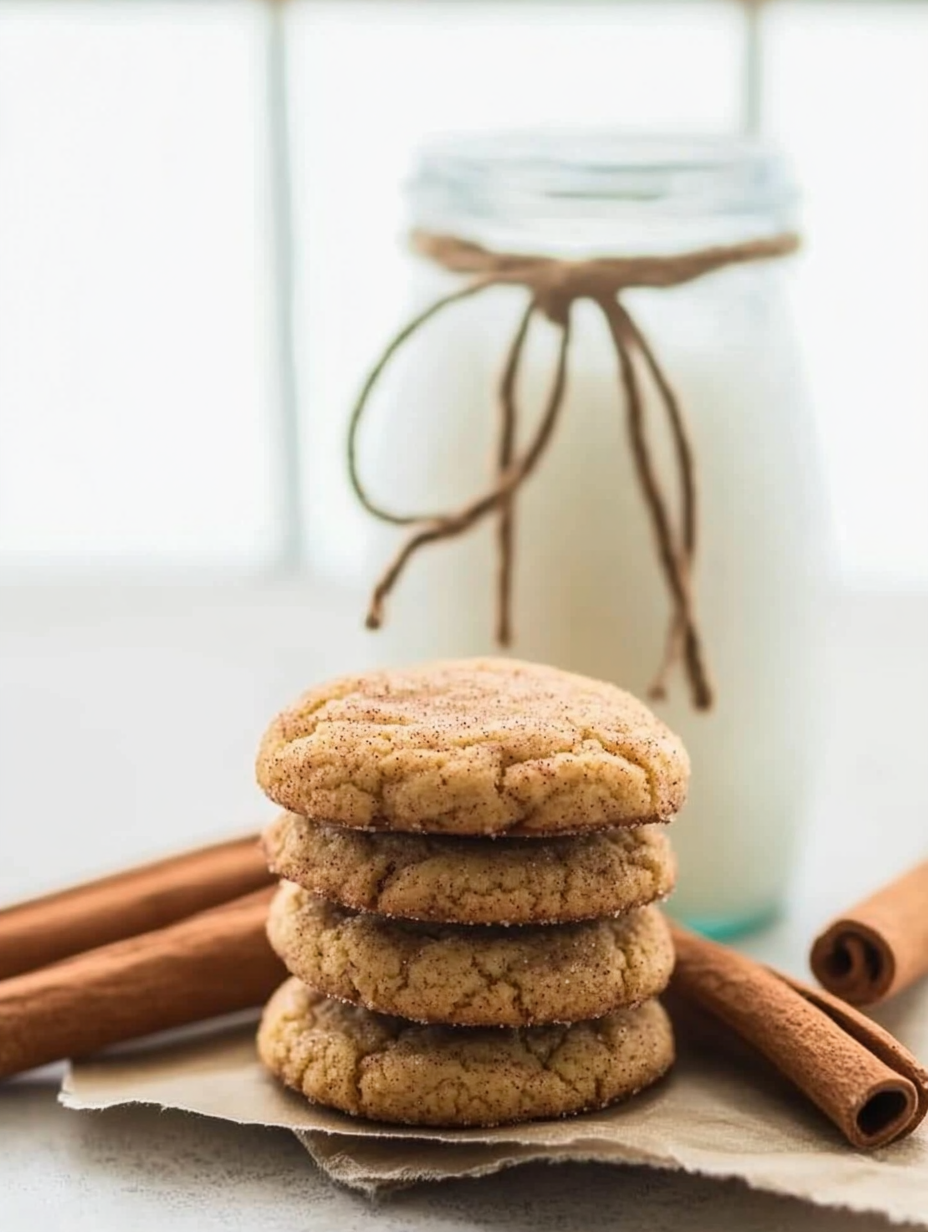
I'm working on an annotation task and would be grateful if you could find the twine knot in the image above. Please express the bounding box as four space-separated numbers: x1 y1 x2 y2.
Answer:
531 262 589 323
347 228 800 710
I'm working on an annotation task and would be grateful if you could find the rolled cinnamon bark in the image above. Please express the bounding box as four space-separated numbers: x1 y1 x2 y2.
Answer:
810 860 928 1006
0 833 273 980
670 922 928 1150
0 887 284 1081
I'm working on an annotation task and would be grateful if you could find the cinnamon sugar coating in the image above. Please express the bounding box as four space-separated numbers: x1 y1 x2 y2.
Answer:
256 659 689 836
263 812 675 925
266 883 674 1027
257 977 674 1126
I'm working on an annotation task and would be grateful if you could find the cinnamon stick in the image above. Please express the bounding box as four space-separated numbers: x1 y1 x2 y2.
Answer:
0 887 284 1081
810 860 928 1006
0 833 273 981
669 922 928 1150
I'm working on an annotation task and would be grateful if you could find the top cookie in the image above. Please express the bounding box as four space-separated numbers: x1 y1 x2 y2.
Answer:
256 658 688 836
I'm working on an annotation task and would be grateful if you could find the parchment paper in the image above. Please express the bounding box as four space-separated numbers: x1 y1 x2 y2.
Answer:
60 984 928 1223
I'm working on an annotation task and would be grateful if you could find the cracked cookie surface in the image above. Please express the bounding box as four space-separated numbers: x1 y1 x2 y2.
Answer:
258 977 674 1126
255 658 689 836
264 812 676 925
267 883 674 1026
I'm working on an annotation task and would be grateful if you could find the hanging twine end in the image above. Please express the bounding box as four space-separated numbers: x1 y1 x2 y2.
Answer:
365 601 384 632
693 680 714 712
684 629 714 712
647 677 713 711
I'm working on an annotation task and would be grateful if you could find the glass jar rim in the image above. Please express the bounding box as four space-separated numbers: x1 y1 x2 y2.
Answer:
408 129 798 236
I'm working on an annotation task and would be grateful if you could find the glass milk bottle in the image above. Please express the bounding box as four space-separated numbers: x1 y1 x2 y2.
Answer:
343 132 829 937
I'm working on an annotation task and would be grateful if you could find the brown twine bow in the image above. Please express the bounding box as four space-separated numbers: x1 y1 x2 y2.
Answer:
348 228 800 710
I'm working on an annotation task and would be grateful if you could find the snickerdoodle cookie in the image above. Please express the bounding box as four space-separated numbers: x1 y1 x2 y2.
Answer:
255 658 688 836
263 812 675 925
258 977 674 1127
266 882 674 1026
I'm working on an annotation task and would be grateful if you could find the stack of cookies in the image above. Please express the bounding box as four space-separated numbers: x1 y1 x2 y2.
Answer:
254 658 688 1128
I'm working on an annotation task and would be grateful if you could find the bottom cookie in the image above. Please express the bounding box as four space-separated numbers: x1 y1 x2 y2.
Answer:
258 977 675 1127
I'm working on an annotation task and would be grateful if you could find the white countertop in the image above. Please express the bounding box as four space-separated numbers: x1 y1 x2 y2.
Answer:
1 582 925 1231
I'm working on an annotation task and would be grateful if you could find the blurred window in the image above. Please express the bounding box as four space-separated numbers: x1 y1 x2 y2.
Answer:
0 0 926 586
0 1 281 567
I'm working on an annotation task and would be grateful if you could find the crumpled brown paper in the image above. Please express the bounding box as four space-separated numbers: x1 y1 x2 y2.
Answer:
60 984 928 1223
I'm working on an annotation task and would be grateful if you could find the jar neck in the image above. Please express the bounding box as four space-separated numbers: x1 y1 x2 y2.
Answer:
407 132 798 259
